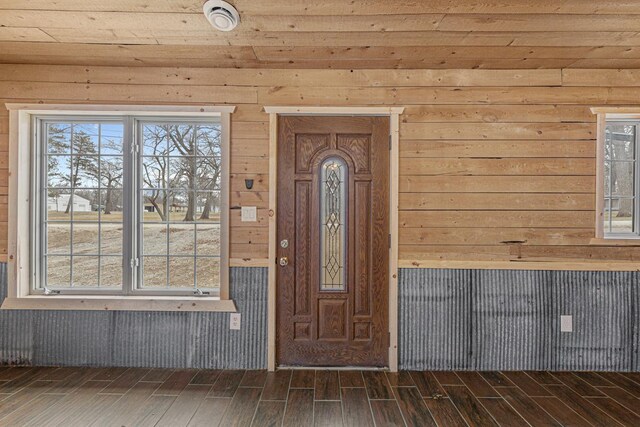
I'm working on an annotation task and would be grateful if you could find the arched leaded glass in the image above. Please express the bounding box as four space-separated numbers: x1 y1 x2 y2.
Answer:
320 157 347 291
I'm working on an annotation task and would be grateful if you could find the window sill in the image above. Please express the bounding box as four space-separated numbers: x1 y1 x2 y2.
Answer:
590 238 640 246
0 295 237 312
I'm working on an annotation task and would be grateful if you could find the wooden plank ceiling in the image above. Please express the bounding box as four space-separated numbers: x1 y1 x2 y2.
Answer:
3 0 640 68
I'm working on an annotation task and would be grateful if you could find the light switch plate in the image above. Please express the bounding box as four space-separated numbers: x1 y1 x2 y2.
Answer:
560 315 573 332
230 313 241 330
241 206 257 222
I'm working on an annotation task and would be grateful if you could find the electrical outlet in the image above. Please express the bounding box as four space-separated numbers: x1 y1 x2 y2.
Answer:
560 315 573 332
241 206 257 222
230 313 241 330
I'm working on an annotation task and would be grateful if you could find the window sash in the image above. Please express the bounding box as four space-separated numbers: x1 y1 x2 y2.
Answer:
603 120 640 238
31 115 224 296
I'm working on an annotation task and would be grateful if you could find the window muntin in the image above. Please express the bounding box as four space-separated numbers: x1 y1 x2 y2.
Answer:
34 116 224 296
603 121 639 237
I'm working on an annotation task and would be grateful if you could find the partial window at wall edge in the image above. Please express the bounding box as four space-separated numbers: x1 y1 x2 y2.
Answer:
600 116 640 239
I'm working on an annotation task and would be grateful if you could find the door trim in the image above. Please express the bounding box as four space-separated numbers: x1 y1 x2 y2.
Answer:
265 106 404 372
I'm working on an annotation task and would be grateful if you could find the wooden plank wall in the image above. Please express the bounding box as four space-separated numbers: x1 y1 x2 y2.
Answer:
1 65 639 270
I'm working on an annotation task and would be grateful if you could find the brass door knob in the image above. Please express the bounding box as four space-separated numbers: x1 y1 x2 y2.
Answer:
279 257 289 266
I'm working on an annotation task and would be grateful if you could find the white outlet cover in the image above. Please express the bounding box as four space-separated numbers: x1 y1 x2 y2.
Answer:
241 206 257 222
560 315 573 332
230 313 241 330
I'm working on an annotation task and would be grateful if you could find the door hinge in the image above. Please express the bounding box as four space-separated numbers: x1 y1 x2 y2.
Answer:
388 331 391 346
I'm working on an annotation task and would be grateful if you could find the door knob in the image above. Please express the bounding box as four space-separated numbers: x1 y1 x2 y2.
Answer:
279 257 289 266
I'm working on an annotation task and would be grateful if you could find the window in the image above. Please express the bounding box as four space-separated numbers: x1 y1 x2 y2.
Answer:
4 105 235 310
602 120 639 238
35 116 226 296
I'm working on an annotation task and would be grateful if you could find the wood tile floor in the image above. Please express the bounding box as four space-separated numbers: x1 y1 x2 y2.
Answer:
0 367 639 426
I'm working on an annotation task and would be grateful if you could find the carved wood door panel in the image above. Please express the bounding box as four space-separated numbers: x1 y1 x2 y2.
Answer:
276 116 389 367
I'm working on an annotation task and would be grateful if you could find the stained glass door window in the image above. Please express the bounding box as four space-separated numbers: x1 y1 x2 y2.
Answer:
320 157 347 291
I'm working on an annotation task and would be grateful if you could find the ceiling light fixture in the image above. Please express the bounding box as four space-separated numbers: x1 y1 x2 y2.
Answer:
203 0 240 32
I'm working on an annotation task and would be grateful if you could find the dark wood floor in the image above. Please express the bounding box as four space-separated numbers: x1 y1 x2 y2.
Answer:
0 367 639 426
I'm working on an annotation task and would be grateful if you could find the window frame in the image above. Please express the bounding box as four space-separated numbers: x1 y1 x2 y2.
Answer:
4 104 236 312
592 108 640 242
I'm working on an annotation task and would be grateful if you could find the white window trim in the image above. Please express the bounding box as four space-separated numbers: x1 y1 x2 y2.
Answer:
591 107 640 244
3 104 237 312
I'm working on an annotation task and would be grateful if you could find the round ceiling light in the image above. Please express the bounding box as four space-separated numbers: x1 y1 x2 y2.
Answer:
203 0 240 32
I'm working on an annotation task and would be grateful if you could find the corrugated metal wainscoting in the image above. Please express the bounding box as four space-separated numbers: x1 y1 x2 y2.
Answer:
399 269 640 372
0 264 267 369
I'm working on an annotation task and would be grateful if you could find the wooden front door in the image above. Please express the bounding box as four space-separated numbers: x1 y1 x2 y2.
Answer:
276 116 390 367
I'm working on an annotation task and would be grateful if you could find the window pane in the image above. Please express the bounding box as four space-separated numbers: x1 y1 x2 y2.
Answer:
169 156 191 189
47 223 71 254
320 157 347 291
69 190 98 221
47 189 72 220
167 190 193 222
196 157 222 191
609 203 634 234
72 256 99 287
196 224 220 256
100 156 124 189
143 224 167 255
169 224 195 255
196 191 221 221
72 123 99 154
143 124 168 156
100 188 123 216
101 222 123 255
74 156 100 188
73 222 99 255
143 257 167 288
196 125 221 157
142 156 168 189
142 190 167 222
138 121 222 292
610 161 635 198
42 121 124 291
47 123 71 154
168 257 195 289
196 258 220 289
47 156 72 187
606 124 635 161
100 257 123 288
47 256 70 287
101 124 124 155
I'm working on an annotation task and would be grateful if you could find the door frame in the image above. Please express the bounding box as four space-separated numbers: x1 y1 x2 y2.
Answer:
264 106 404 372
